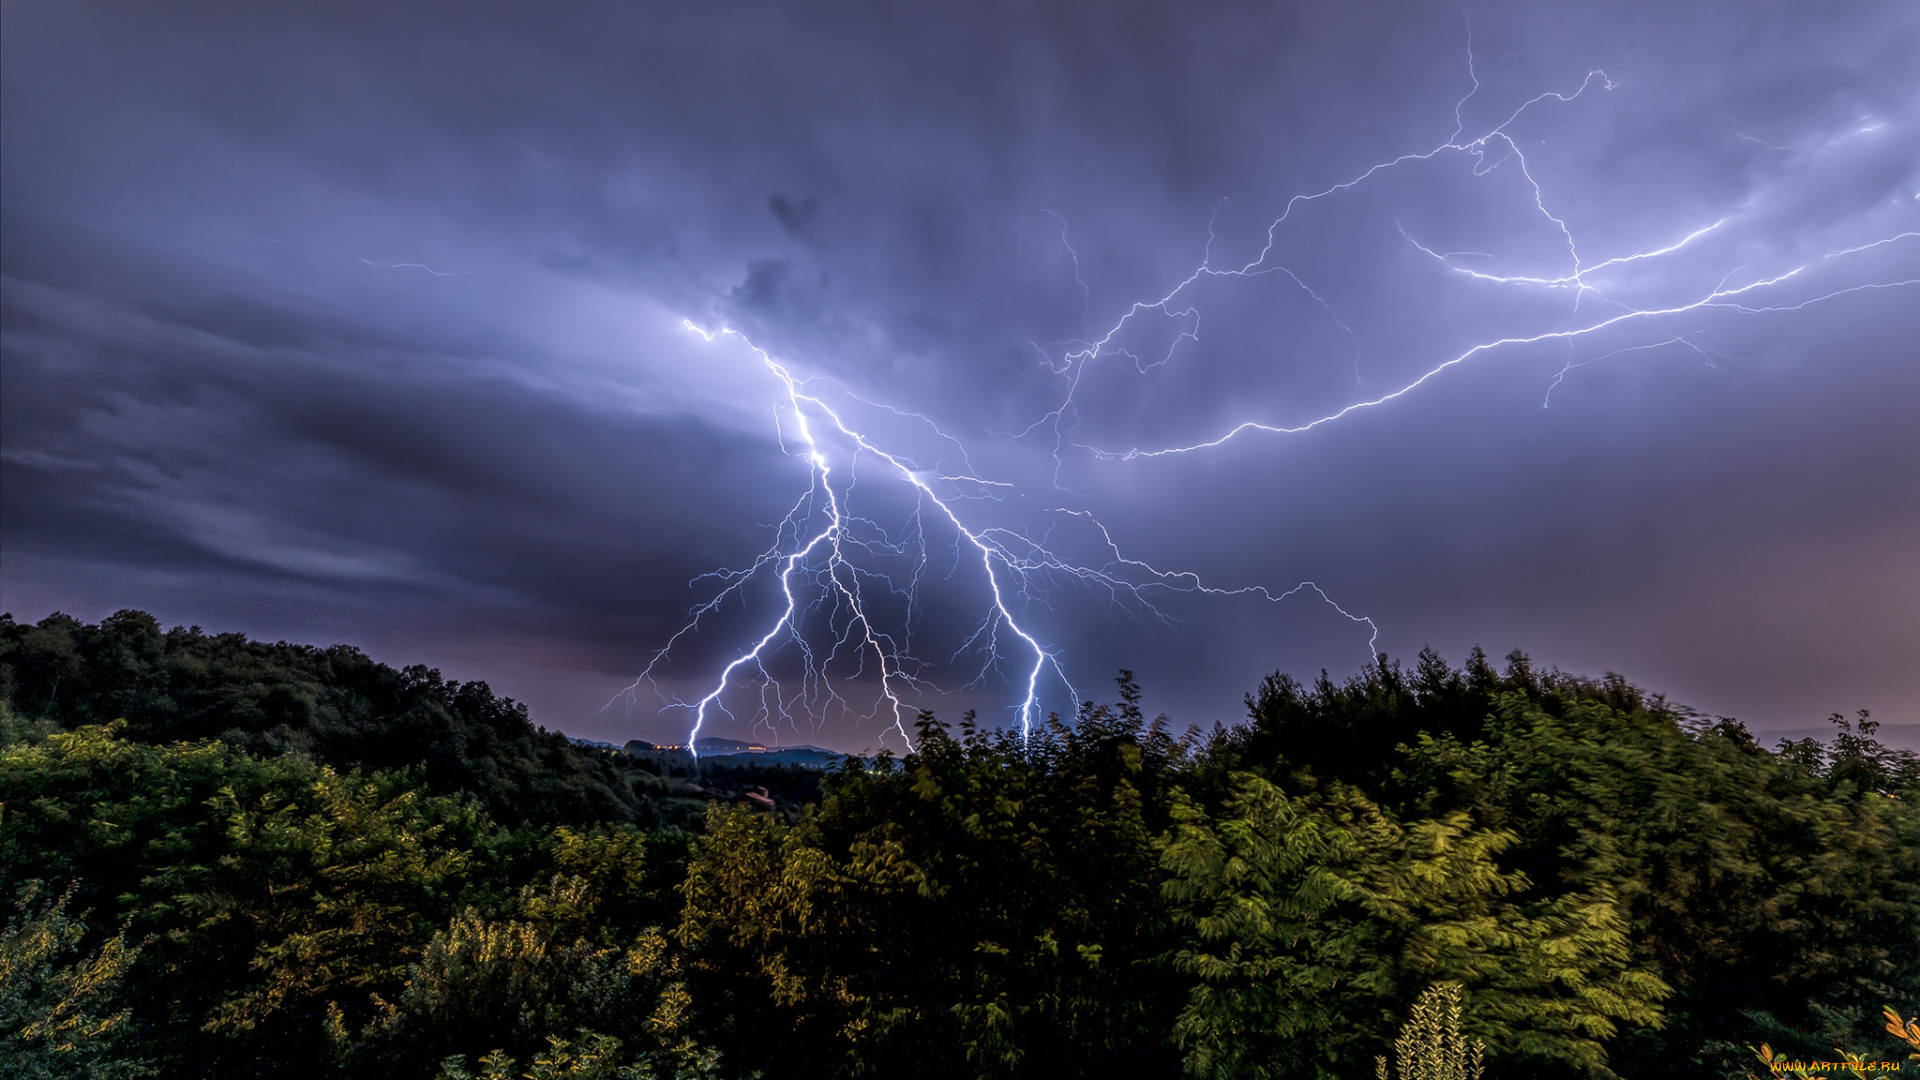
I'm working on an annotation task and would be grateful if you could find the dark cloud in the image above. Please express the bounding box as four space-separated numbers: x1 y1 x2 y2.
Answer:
1 215 804 673
4 0 1916 747
770 196 819 238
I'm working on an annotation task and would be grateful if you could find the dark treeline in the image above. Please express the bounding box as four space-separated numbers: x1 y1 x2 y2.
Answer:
0 610 819 828
1 611 1915 1079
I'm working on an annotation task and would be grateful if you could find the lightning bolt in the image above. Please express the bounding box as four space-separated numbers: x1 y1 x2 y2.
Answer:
625 323 1381 755
632 325 1079 754
625 29 1914 756
359 259 466 277
1020 41 1913 461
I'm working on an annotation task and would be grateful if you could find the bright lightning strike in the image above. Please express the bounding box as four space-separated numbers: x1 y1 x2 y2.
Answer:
632 323 1071 754
1022 51 1915 462
624 324 1377 755
626 32 1913 756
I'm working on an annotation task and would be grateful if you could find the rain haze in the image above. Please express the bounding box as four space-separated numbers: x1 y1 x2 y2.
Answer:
3 0 1916 751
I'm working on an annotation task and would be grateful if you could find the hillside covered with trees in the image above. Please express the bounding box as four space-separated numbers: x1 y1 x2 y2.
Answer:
2 611 1915 1079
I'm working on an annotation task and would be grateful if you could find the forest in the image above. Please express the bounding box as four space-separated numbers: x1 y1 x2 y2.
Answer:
2 610 1915 1079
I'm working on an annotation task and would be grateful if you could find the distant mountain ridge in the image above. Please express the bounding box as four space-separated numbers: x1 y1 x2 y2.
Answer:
624 736 848 768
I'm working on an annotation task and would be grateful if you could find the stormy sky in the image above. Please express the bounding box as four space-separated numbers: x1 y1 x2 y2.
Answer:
3 0 1916 749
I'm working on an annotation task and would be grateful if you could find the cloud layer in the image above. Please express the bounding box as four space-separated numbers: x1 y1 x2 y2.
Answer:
4 0 1916 747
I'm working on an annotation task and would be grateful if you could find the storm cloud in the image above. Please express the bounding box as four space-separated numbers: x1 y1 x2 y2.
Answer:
4 0 1916 748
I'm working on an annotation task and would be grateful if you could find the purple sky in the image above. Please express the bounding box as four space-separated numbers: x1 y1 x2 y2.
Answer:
4 0 1916 751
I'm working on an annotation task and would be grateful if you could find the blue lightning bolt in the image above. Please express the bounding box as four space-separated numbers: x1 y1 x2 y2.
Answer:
634 324 1083 754
1017 49 1915 461
359 259 466 277
626 323 1384 754
626 31 1913 756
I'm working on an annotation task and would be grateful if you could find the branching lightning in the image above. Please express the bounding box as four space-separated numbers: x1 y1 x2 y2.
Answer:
627 322 1378 754
1022 56 1913 461
629 33 1915 754
633 325 1074 753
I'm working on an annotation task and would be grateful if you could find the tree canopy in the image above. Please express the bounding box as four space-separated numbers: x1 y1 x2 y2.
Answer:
2 613 1914 1079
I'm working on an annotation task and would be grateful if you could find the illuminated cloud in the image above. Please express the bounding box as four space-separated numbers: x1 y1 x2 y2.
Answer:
4 0 1915 745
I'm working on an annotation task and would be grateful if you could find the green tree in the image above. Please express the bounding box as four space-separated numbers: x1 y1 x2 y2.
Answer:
0 720 509 1076
348 827 731 1078
1160 772 1667 1079
0 881 152 1079
1394 693 1920 1077
1376 983 1484 1080
678 687 1187 1079
0 611 651 826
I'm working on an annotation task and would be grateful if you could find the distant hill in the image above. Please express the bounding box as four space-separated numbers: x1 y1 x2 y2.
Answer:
1 611 827 825
625 736 849 769
0 610 655 826
705 746 847 768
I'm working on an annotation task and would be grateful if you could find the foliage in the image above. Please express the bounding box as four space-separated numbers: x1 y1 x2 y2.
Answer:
677 689 1186 1079
1161 774 1664 1079
346 833 727 1077
1210 649 1920 1078
0 880 152 1079
434 1031 732 1080
1746 1006 1920 1079
0 610 649 825
1376 983 1485 1080
1384 689 1919 1076
1888 1005 1920 1061
0 718 507 1073
4 619 1915 1080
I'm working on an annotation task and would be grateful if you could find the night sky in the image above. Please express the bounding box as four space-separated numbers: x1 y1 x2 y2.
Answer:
4 0 1916 750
